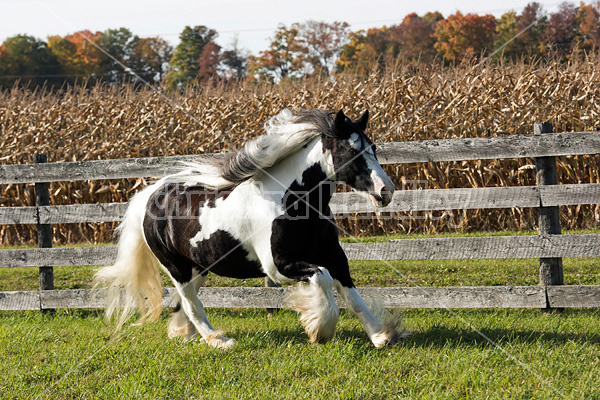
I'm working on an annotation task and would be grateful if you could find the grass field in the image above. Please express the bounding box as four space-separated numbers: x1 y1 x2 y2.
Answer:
2 309 600 399
1 230 600 399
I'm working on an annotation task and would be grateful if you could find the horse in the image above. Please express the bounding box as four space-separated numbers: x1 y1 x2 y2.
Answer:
94 108 403 348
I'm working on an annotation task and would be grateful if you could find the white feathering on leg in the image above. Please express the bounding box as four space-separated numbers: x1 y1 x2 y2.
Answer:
367 298 410 348
287 268 339 344
336 285 410 347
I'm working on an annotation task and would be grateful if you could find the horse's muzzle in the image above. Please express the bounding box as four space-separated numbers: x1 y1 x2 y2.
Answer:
369 186 393 208
369 168 395 208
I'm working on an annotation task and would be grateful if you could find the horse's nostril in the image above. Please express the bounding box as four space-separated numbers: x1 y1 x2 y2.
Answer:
380 188 391 202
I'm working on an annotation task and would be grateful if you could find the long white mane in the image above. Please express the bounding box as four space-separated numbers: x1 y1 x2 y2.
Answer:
169 108 334 189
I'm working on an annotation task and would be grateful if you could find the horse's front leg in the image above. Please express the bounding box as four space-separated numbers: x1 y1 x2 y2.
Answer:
333 282 401 347
282 262 340 344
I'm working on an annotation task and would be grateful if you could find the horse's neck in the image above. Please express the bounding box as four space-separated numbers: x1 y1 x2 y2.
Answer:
260 137 334 200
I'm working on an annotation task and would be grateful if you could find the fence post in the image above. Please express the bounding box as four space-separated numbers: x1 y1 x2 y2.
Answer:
35 154 54 311
534 122 564 311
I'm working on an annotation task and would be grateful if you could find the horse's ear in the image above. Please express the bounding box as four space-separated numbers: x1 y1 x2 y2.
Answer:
357 110 369 130
334 110 346 127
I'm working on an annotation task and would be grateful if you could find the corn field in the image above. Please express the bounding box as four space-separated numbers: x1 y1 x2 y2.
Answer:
1 56 600 245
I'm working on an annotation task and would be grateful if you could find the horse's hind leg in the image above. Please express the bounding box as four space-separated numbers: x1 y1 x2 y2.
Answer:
171 271 235 349
285 264 339 344
168 273 207 340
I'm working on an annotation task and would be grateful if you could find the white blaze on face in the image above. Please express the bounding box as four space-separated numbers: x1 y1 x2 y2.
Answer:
349 133 361 150
349 132 394 207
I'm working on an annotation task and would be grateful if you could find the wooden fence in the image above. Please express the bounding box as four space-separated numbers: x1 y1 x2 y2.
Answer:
1 123 600 311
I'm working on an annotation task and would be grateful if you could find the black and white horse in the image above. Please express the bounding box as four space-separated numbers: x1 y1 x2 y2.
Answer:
95 108 402 348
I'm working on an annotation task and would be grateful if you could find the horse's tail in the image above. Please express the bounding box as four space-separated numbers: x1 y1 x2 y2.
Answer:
94 184 163 331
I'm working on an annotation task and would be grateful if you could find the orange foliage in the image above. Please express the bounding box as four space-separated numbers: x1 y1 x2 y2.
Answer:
47 30 105 82
434 12 497 61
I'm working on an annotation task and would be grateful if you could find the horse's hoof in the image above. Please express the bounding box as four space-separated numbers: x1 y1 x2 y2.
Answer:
218 338 236 349
371 331 402 347
387 334 399 346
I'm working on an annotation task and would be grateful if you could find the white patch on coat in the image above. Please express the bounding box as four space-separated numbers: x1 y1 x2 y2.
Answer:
287 267 339 343
188 137 329 284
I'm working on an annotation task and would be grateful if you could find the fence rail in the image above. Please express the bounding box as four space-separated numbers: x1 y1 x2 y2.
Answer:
1 132 599 184
2 285 600 311
2 183 600 225
1 127 600 311
2 233 600 269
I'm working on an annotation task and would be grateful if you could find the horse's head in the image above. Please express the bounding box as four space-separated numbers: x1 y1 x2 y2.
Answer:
322 110 395 208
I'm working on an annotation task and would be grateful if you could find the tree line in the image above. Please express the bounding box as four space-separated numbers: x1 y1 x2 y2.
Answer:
1 1 599 89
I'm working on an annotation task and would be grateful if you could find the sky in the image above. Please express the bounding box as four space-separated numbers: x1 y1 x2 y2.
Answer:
1 0 566 55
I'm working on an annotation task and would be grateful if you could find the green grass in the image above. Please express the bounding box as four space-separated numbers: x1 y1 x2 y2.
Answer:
1 229 600 399
1 308 599 399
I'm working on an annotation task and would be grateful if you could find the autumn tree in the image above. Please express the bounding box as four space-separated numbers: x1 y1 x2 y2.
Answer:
129 37 173 83
96 28 140 83
197 41 222 82
543 2 579 55
514 2 547 57
362 27 395 63
389 13 440 62
336 30 368 72
434 11 497 62
292 20 349 75
576 1 600 50
47 30 105 84
0 45 6 83
166 25 217 89
494 11 520 58
249 25 301 81
336 27 395 73
0 34 61 88
221 36 249 80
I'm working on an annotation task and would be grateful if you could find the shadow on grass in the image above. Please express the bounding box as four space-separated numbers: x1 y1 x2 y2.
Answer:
6 308 600 350
227 310 600 350
402 325 600 348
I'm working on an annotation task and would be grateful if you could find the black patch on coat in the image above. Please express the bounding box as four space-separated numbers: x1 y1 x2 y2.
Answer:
270 163 355 288
143 182 264 284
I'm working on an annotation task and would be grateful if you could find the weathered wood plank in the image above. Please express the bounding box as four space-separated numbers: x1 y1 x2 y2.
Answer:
38 203 127 224
1 234 598 267
0 203 126 225
41 288 105 309
39 287 296 310
377 131 600 164
2 132 599 184
333 184 600 214
0 154 214 184
360 286 546 308
331 186 541 214
29 285 600 310
351 233 600 260
0 206 38 225
0 246 117 268
547 285 600 308
3 183 599 226
540 183 600 207
33 286 548 310
156 286 549 309
0 291 40 310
